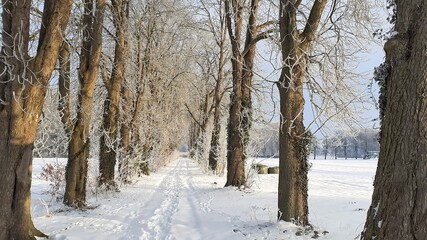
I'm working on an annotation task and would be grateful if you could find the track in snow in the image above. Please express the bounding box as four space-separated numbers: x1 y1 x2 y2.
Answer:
120 157 235 240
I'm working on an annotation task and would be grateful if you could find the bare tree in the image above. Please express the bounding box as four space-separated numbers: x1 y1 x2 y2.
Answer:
198 0 230 173
0 0 73 238
362 1 427 238
117 2 156 181
277 0 380 224
64 0 106 207
116 0 200 177
98 0 130 188
224 0 275 187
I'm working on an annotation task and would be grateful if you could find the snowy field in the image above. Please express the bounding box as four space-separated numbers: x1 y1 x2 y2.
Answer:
31 156 377 240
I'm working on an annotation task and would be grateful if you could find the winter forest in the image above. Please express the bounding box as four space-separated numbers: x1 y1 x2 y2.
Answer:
0 0 426 239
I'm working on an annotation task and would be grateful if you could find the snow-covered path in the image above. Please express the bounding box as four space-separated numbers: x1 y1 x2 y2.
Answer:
121 157 235 240
32 156 377 240
33 157 245 240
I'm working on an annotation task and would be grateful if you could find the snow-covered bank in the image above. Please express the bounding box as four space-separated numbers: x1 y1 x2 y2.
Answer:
31 157 377 239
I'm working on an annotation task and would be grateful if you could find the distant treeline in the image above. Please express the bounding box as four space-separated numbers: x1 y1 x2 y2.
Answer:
251 123 380 159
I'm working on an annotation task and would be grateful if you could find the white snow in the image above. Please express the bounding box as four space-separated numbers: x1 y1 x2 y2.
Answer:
31 156 377 239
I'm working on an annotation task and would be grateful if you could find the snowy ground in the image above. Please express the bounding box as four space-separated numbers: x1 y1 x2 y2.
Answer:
31 156 377 240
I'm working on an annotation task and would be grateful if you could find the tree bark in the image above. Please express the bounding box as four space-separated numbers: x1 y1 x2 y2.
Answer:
0 0 73 238
278 56 310 225
64 0 106 207
277 0 327 225
99 0 130 187
224 0 262 187
208 0 227 173
58 41 72 136
118 83 131 182
362 1 427 239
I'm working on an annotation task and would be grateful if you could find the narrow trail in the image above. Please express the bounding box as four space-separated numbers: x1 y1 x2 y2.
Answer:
121 157 239 240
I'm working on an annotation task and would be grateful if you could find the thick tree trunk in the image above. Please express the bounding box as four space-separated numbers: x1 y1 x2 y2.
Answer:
277 61 309 225
224 0 245 187
99 0 129 187
226 84 245 186
0 140 47 239
0 0 73 238
362 1 427 239
99 94 120 186
224 0 260 187
277 0 326 225
64 0 105 207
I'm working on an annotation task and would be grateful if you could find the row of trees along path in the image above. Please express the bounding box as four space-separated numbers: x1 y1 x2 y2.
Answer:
0 0 425 239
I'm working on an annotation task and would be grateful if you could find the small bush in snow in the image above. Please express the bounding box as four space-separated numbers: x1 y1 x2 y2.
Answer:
39 160 65 202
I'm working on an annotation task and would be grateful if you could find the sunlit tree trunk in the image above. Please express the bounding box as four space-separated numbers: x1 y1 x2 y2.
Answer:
64 0 106 207
362 1 427 239
0 0 73 238
224 0 245 187
99 0 130 188
58 42 72 136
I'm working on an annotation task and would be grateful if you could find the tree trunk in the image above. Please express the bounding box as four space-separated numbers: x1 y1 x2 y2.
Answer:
226 82 245 186
224 0 261 187
0 0 73 238
191 91 212 162
277 59 309 225
313 141 317 160
277 0 327 225
208 113 221 171
324 138 328 160
208 3 227 173
362 2 427 239
118 83 131 182
64 0 106 207
99 0 129 188
355 141 358 159
344 138 347 160
58 41 72 136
